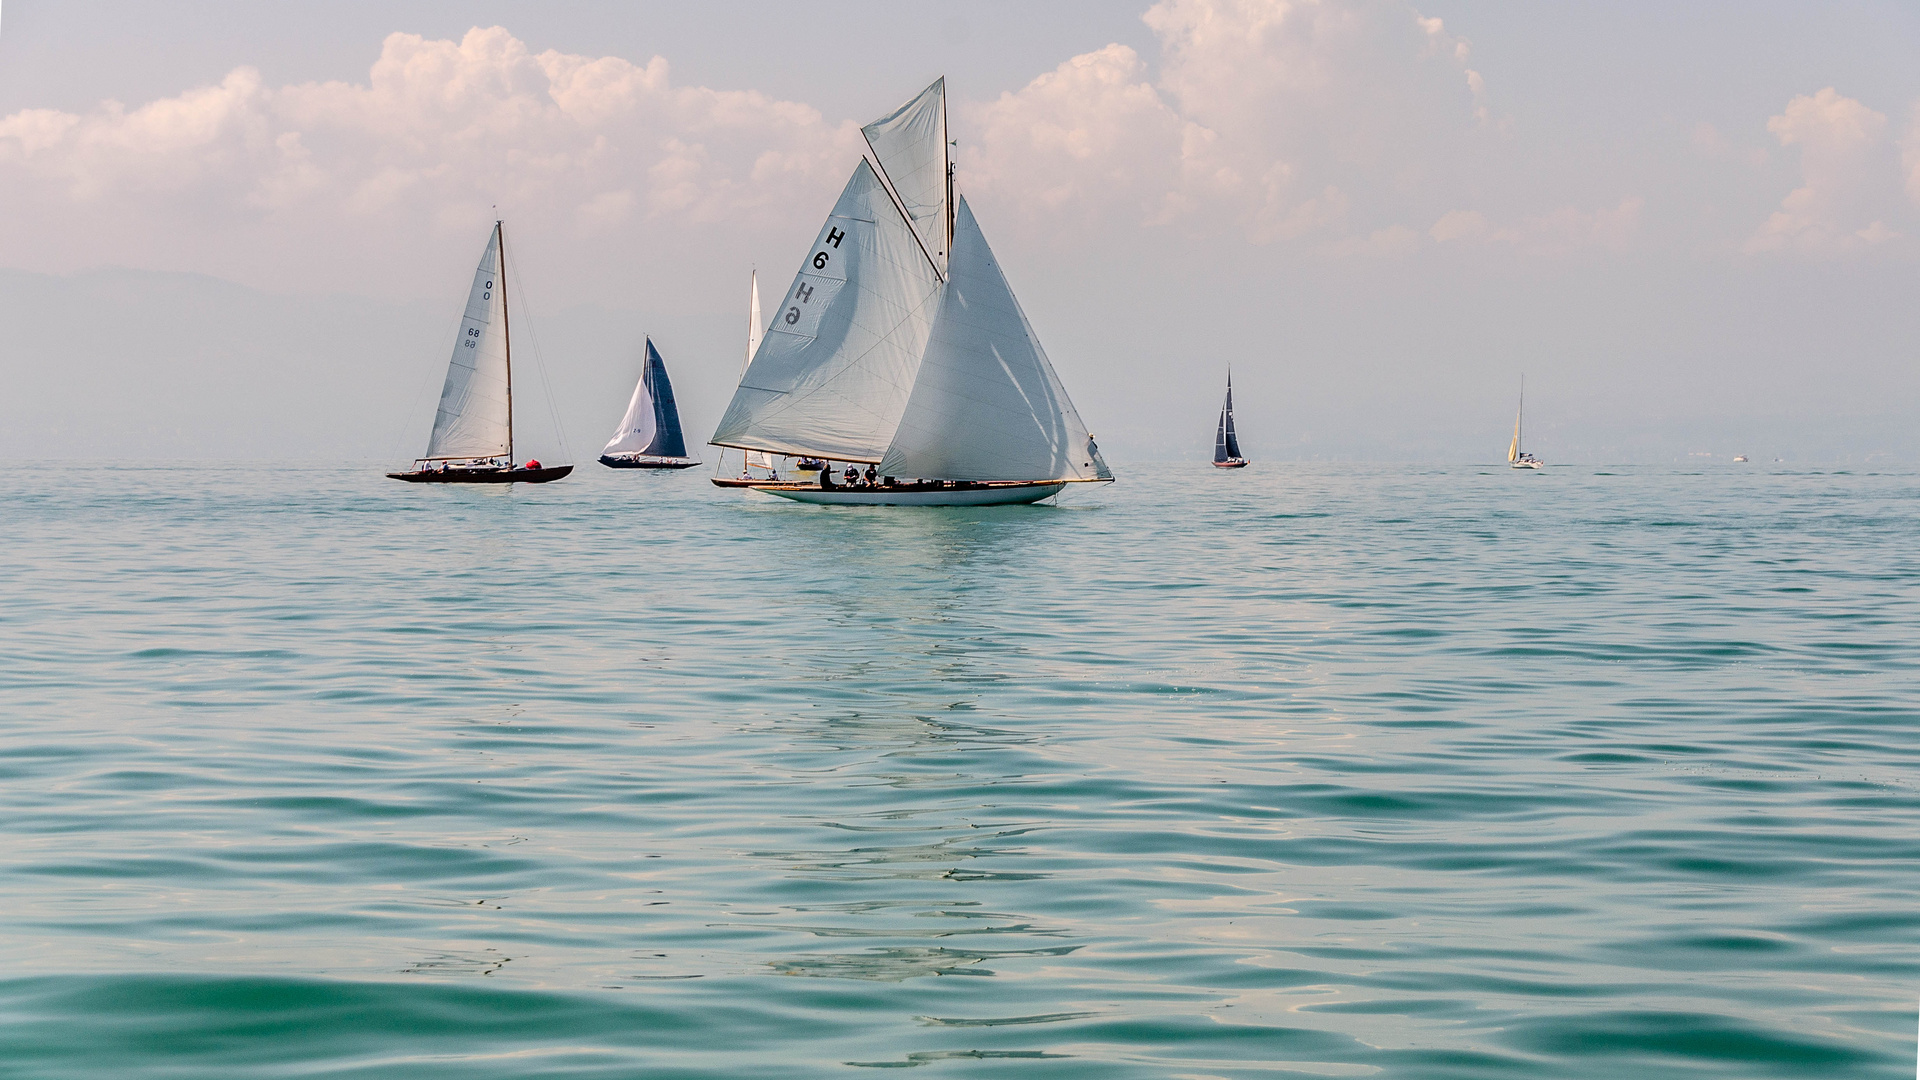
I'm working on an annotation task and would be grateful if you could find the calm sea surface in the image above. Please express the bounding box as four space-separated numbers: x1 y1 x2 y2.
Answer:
2 461 1916 1078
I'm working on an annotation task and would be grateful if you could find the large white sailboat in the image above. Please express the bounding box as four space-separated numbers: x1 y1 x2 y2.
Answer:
708 78 1112 507
390 221 572 484
1508 375 1543 469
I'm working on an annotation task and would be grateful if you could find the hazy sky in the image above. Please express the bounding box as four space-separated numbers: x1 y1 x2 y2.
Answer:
2 1 1917 462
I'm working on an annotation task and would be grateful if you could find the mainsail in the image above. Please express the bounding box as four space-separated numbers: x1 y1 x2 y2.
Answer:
709 159 944 462
1214 374 1242 463
862 77 950 273
602 338 688 459
426 225 511 460
879 198 1108 482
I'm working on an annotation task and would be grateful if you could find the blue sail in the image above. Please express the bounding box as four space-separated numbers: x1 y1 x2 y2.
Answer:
642 338 688 458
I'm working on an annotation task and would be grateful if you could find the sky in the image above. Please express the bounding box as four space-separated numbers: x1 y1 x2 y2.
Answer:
1 0 1917 463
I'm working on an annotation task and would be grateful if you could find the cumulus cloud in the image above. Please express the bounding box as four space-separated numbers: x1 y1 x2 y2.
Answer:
0 27 859 290
963 0 1545 250
1901 104 1920 207
0 4 1665 290
1423 198 1641 252
1746 87 1899 254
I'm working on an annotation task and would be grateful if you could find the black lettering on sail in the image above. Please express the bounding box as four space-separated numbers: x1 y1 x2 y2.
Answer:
795 283 814 303
825 227 845 248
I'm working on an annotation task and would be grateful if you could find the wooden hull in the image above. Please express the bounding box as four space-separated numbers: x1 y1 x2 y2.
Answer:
599 454 702 469
1212 458 1249 468
715 479 1073 506
388 465 573 484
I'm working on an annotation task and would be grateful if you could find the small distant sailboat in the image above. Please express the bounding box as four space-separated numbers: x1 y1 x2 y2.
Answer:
1212 370 1248 468
389 221 572 484
739 272 781 479
708 77 1112 506
1508 376 1544 469
599 337 701 469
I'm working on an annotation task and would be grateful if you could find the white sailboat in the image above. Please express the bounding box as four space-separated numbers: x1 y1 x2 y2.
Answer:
708 78 1112 507
389 220 572 484
1509 375 1543 469
598 336 701 469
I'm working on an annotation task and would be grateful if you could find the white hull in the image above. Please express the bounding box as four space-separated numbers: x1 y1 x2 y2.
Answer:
1510 460 1544 469
755 481 1069 506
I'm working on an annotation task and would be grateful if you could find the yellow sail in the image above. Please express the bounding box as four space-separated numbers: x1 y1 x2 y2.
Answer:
1508 433 1519 463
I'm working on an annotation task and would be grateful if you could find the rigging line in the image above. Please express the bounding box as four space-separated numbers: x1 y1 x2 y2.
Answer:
503 247 575 465
386 321 449 468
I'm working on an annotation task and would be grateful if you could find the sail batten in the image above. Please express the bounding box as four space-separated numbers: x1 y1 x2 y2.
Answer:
425 225 512 460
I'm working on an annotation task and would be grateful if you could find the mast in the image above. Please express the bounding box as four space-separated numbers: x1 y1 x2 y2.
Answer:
499 220 513 463
943 87 954 253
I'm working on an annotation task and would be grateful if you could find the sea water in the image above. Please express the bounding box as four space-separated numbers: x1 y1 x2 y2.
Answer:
1 461 1915 1078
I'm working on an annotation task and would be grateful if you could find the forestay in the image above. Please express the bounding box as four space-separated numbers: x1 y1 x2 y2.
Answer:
710 160 944 462
425 227 511 460
862 78 949 274
879 198 1110 483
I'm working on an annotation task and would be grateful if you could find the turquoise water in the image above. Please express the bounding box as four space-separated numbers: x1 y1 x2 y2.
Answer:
2 462 1916 1078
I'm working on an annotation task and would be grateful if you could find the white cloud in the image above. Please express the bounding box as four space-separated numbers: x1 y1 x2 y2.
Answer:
0 27 859 291
965 0 1517 250
1746 87 1899 254
1900 104 1920 208
0 5 1676 290
1425 198 1641 252
966 43 1191 217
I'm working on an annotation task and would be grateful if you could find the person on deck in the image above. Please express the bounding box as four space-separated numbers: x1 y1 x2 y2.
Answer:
863 465 878 486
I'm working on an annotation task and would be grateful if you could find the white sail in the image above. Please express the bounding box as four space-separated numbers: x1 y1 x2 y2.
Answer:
862 77 949 273
878 198 1108 483
1509 376 1524 462
425 225 511 459
710 159 944 462
601 364 658 456
742 272 775 470
745 269 763 372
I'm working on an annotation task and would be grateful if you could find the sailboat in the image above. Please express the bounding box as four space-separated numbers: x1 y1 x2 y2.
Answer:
707 78 1112 507
1212 370 1248 468
388 221 572 484
599 337 701 469
1508 375 1543 469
